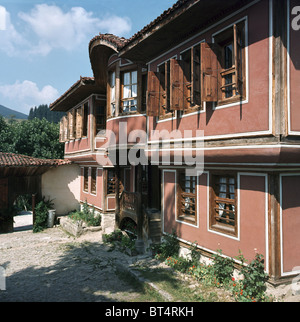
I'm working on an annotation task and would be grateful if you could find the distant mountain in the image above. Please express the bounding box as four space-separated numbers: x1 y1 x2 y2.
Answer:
0 104 28 120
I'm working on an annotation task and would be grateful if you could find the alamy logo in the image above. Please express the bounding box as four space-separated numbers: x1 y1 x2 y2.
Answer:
292 6 300 31
0 266 6 291
96 122 204 177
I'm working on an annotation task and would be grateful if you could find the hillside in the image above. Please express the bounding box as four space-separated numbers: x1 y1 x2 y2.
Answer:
0 104 28 120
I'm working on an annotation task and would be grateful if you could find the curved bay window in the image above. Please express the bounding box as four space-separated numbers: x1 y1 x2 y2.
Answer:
109 71 116 117
121 70 138 114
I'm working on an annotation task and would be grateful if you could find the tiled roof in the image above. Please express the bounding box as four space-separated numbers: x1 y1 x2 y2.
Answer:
49 76 95 110
125 0 192 47
89 33 128 51
0 152 71 167
89 1 193 52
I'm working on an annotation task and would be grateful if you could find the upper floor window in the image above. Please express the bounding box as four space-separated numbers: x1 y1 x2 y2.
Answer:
109 71 116 117
203 20 246 105
121 70 138 114
95 103 106 135
59 102 89 142
146 20 246 117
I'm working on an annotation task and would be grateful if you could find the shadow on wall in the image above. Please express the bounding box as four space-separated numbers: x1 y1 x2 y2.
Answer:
41 164 81 216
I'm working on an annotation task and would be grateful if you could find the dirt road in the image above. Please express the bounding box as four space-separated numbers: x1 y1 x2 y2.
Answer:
0 227 149 302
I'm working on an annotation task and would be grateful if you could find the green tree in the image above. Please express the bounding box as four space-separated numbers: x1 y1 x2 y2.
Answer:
0 116 64 159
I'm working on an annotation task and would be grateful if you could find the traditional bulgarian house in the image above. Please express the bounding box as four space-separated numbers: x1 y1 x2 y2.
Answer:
51 0 300 288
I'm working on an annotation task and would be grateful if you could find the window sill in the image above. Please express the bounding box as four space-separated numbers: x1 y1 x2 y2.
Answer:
210 222 237 237
177 215 196 225
216 95 245 107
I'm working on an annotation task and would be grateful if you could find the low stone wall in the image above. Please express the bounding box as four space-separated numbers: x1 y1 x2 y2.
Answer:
59 216 101 237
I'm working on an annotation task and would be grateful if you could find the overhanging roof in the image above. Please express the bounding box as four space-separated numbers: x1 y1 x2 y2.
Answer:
50 77 103 112
119 0 254 62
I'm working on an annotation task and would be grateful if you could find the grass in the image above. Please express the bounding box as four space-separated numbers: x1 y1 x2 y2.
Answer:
116 269 166 302
133 266 234 302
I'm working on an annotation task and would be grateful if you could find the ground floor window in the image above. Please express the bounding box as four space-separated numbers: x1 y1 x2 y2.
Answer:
177 170 197 225
91 168 97 195
107 169 117 195
83 167 89 192
210 173 237 236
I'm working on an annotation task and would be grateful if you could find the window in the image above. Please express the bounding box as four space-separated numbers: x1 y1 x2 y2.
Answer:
82 103 88 137
209 21 246 104
107 169 116 195
91 168 97 195
121 70 138 114
109 71 116 117
147 52 201 118
178 170 197 224
95 103 106 134
83 168 89 192
210 174 237 236
181 46 201 112
158 61 172 119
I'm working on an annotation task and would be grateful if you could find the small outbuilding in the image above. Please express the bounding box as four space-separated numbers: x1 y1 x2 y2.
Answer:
0 152 72 233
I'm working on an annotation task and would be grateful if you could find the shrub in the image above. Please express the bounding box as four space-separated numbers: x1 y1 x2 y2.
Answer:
68 202 101 227
233 252 268 302
103 229 136 253
211 249 235 285
152 230 180 260
33 201 49 233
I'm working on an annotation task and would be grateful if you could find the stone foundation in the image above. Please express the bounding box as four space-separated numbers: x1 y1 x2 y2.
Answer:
101 213 116 235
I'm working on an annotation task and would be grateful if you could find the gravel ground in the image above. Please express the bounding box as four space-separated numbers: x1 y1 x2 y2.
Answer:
0 227 148 302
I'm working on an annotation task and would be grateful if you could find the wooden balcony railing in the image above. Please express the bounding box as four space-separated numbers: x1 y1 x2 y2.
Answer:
120 191 139 214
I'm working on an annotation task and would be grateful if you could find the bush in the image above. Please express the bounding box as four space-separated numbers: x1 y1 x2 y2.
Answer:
68 202 101 227
103 229 136 253
211 249 235 285
158 238 270 302
33 201 49 233
232 252 268 302
151 230 180 260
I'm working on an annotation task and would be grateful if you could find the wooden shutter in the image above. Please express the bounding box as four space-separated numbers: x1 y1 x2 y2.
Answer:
200 42 220 102
68 110 75 140
59 118 65 142
192 46 201 106
170 59 185 110
234 24 244 96
63 115 69 141
147 71 160 117
76 107 83 139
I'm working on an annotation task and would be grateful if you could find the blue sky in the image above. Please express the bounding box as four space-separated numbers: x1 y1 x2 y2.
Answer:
0 0 176 114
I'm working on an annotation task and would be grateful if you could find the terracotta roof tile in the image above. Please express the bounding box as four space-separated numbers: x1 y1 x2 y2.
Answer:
0 152 71 167
89 33 128 51
89 1 193 51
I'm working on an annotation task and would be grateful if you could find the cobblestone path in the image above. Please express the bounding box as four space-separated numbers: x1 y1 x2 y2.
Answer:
0 228 145 302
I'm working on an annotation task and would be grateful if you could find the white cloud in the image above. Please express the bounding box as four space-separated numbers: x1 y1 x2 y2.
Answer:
0 7 30 57
0 6 6 30
18 4 132 56
97 15 132 36
0 4 132 57
0 80 59 113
